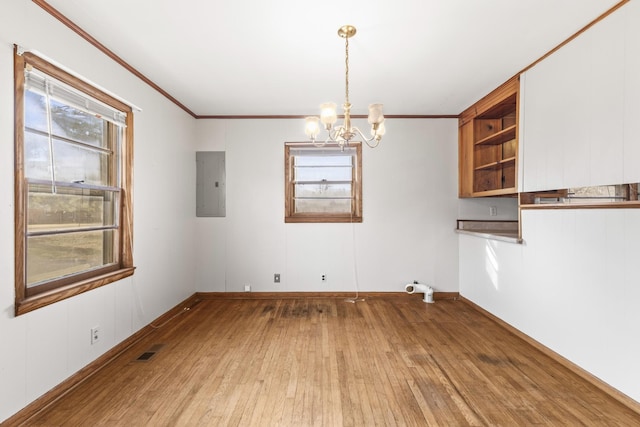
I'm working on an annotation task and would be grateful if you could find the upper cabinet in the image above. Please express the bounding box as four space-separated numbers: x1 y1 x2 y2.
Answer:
520 1 639 192
623 0 640 184
459 77 519 197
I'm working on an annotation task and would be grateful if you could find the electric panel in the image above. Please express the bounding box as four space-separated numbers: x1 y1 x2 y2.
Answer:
196 151 226 217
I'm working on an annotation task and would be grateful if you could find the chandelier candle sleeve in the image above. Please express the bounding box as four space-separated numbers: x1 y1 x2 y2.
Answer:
305 25 386 149
368 104 384 124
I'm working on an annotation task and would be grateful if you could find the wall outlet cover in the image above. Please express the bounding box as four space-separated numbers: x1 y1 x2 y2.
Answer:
91 326 100 345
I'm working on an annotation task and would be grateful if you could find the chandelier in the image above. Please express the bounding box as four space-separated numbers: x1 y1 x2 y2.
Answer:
305 25 385 148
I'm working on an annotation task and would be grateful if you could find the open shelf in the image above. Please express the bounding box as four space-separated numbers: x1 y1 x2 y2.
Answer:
474 156 516 171
474 125 516 146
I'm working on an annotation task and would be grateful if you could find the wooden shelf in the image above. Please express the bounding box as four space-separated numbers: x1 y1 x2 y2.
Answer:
474 156 516 171
474 125 516 146
472 187 518 197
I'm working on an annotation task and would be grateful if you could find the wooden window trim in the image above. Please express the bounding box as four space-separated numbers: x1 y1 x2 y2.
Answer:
284 142 362 223
13 47 135 316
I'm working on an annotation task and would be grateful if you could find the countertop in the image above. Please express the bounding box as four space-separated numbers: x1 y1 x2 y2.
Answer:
455 220 522 244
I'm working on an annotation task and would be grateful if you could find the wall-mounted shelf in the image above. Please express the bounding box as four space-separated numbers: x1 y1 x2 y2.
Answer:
474 125 517 146
459 77 519 197
474 156 516 171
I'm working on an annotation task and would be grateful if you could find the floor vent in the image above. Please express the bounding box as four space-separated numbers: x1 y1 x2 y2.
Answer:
135 344 164 362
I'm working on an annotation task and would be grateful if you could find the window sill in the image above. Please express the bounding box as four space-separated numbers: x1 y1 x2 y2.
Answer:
15 267 135 316
285 215 363 223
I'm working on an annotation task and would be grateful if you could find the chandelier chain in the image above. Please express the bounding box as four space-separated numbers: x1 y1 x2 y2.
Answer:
345 35 349 105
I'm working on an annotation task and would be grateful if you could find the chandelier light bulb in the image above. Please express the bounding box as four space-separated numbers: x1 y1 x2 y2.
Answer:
305 116 321 139
320 103 337 126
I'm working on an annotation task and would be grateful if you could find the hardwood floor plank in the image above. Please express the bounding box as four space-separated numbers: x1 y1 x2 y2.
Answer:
20 297 640 426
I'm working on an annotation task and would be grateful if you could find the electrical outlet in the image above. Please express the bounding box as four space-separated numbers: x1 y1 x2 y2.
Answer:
321 274 326 282
244 284 251 292
489 206 497 216
274 273 280 283
91 326 100 345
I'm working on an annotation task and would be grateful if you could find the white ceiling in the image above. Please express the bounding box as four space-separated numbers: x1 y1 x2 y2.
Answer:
44 0 621 117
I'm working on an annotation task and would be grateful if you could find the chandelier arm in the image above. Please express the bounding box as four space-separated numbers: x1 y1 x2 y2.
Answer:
311 139 327 147
352 127 381 148
326 127 339 143
310 129 337 146
364 138 381 149
326 131 337 144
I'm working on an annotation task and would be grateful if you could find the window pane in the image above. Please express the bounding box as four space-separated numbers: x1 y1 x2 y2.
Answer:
295 154 353 167
567 185 628 203
25 131 52 180
295 183 351 198
49 98 107 148
53 139 111 185
26 229 115 287
295 199 352 214
27 184 118 233
294 165 352 182
25 90 49 133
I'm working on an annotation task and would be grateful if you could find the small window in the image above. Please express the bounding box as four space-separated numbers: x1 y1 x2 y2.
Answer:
285 143 362 223
566 184 636 203
14 49 134 315
521 184 639 206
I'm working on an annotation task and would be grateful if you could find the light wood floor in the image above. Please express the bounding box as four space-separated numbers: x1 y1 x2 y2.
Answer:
24 296 640 426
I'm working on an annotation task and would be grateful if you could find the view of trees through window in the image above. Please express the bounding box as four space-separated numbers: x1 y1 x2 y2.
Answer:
293 152 354 214
26 184 117 286
567 184 638 203
284 143 362 223
24 84 119 288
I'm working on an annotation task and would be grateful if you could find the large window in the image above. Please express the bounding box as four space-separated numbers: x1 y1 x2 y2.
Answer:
285 143 362 223
14 48 134 315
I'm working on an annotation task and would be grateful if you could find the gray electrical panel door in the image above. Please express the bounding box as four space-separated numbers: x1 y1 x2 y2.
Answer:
196 151 226 217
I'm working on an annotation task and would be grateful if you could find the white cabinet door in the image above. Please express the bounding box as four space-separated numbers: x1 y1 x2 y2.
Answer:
588 9 625 187
624 0 640 183
522 33 590 192
521 6 627 192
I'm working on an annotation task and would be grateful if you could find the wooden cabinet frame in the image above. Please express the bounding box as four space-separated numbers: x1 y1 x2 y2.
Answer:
459 77 520 197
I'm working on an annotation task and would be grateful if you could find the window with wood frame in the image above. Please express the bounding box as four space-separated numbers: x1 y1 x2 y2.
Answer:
285 142 362 223
14 48 134 316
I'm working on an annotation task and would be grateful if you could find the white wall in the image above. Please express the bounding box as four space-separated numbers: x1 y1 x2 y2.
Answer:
459 1 640 404
194 118 459 293
458 197 519 221
459 209 640 403
0 0 197 422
